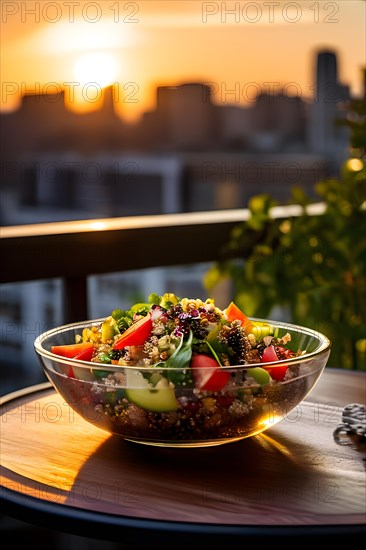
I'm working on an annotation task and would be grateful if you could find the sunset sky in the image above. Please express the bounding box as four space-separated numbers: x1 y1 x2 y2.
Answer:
1 0 365 122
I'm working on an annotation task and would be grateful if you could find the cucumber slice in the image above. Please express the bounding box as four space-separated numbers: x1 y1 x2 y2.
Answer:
247 367 271 385
125 387 178 412
125 370 178 412
72 366 96 381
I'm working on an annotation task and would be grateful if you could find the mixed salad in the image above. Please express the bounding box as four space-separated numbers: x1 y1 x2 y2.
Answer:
51 293 302 390
47 294 311 441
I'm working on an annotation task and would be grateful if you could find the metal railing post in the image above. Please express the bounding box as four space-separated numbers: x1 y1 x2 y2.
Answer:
62 276 88 323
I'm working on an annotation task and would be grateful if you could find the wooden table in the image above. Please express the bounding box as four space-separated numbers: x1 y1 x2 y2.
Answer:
1 369 365 544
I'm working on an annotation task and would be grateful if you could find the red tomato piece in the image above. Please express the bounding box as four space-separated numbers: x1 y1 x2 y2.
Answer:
191 353 230 391
66 366 75 378
225 301 254 334
73 346 94 361
64 347 94 380
113 313 152 349
261 345 278 363
51 342 94 359
261 345 288 381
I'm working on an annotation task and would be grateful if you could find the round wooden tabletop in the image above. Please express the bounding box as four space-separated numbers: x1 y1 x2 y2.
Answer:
1 368 365 543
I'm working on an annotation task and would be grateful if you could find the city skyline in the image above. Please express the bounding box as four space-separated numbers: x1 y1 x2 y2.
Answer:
0 47 352 230
0 48 350 158
1 1 365 122
0 47 355 125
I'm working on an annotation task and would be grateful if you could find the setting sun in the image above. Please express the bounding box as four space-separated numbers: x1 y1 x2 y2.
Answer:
73 52 118 88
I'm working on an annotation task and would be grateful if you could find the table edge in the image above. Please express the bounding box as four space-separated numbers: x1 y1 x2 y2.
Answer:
1 485 365 543
1 373 365 541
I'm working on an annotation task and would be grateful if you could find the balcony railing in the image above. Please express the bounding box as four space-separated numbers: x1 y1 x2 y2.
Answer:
1 204 326 323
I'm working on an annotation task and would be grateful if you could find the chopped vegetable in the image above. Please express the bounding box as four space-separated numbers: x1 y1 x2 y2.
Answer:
73 346 95 361
225 301 254 334
101 317 118 342
51 342 94 358
261 345 288 381
125 370 178 412
191 353 230 391
113 313 152 349
50 293 302 390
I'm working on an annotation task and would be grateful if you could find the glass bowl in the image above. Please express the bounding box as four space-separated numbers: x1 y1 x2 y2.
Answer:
34 318 331 448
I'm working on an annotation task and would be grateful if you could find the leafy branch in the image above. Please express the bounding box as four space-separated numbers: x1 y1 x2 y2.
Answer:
204 69 366 370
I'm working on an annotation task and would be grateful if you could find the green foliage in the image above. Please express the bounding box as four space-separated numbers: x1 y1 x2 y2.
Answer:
205 70 366 370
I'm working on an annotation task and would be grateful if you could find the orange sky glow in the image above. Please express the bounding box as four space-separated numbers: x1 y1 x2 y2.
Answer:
1 0 365 122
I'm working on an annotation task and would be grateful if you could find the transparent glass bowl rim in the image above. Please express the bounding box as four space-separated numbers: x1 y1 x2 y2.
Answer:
34 317 332 373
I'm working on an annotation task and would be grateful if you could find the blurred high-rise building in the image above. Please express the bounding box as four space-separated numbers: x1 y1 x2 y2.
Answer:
153 83 220 150
309 50 350 160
